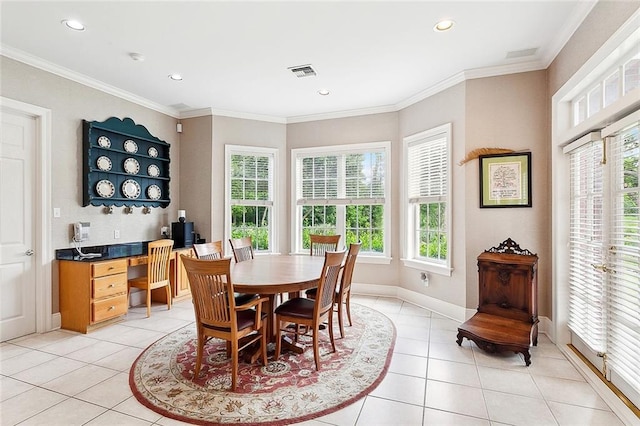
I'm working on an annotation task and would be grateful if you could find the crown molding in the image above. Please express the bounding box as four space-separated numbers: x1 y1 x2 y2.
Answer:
1 45 180 118
178 108 213 119
286 104 397 124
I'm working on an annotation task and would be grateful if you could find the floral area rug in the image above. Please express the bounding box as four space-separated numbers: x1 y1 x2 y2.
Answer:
129 303 396 425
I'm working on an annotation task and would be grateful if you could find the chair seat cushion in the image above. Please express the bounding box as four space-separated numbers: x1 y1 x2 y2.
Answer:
234 292 259 305
204 309 266 332
275 297 315 319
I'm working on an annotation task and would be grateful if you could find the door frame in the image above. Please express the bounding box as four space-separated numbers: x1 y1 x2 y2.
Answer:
1 97 52 335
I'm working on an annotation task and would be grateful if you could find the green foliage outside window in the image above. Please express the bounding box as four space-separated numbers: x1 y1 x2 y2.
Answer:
419 202 447 260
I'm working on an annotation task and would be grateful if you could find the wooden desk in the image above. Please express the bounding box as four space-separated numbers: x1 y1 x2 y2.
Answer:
230 255 326 343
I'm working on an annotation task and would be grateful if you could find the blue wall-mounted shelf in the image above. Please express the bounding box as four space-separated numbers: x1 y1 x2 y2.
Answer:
83 117 171 208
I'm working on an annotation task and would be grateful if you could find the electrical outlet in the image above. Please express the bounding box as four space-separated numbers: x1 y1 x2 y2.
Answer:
53 207 61 218
114 230 120 239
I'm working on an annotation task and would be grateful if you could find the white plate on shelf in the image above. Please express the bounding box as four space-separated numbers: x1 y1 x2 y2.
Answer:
148 146 158 158
97 136 111 148
122 179 141 199
123 139 138 153
123 158 140 174
96 180 115 198
96 156 112 171
147 164 160 177
147 184 162 200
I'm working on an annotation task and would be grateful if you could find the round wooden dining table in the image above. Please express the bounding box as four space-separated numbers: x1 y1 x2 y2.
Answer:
230 254 326 343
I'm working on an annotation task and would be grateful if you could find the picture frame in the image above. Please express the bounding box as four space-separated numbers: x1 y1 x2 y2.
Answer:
479 152 531 208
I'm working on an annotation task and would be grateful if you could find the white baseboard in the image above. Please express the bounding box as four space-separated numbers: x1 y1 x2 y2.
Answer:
51 312 61 330
352 283 551 334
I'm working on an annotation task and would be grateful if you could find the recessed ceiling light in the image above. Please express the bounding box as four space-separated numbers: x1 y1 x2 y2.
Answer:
433 19 454 32
168 74 183 81
61 19 85 31
318 89 330 96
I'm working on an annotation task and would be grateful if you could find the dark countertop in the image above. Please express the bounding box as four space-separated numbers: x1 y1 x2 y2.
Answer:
55 241 150 262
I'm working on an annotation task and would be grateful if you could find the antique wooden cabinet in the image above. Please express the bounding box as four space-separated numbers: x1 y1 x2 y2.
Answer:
456 238 538 365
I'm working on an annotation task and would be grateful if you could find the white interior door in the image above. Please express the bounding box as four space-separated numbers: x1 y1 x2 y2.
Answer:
0 108 37 341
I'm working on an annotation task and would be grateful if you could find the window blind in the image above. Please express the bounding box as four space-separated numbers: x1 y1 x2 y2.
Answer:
231 154 273 206
567 141 607 354
407 135 447 203
297 149 386 205
605 122 640 402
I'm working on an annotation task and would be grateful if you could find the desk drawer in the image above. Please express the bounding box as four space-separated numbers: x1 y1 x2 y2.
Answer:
93 274 127 299
92 259 127 277
92 294 128 323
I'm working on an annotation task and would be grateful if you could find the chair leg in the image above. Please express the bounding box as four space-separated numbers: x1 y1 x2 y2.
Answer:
261 323 268 366
346 294 353 326
194 327 204 379
146 288 151 317
231 339 239 391
166 284 172 311
274 319 282 361
328 310 336 354
312 324 320 371
337 301 345 338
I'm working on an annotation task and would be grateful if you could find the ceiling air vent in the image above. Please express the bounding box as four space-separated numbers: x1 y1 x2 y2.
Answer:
506 48 538 59
288 64 317 78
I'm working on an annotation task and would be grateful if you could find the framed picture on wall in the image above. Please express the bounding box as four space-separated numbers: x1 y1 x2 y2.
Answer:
479 152 532 208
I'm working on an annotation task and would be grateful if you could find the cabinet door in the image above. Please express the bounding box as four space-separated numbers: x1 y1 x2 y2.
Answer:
175 248 194 298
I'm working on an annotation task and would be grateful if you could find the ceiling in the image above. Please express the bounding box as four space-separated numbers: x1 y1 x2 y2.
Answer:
1 1 596 122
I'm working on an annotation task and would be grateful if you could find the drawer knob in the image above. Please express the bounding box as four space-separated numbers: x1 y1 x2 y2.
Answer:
108 306 115 311
108 267 114 270
108 284 115 288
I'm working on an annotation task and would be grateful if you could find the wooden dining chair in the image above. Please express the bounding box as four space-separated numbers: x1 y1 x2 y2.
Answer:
128 239 174 318
193 240 223 260
194 240 258 306
309 234 341 256
181 255 268 391
274 250 346 370
306 242 361 338
229 236 254 263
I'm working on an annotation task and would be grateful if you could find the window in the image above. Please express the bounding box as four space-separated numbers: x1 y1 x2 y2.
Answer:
572 51 640 126
225 145 277 253
402 123 452 275
292 142 390 260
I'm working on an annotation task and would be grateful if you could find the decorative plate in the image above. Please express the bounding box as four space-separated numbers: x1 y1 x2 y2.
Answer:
97 136 111 148
123 139 138 153
95 179 115 198
123 158 140 174
122 179 141 199
147 164 160 177
148 147 158 158
96 155 112 171
147 184 162 200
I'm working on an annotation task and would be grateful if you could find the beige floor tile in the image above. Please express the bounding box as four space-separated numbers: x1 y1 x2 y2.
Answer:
94 346 144 371
356 396 424 425
425 380 488 419
483 389 557 426
84 409 153 425
396 323 431 341
112 395 164 422
423 407 491 425
8 330 75 349
39 334 98 356
477 365 542 398
120 317 192 333
0 387 68 425
18 397 107 425
0 342 31 361
427 358 481 388
11 356 86 385
0 375 34 402
394 336 430 357
430 317 461 332
41 364 119 396
0 349 57 375
528 356 586 382
399 303 432 317
64 340 131 363
370 371 426 406
75 372 132 409
547 400 625 426
533 375 611 410
314 398 365 426
389 352 428 378
429 341 476 364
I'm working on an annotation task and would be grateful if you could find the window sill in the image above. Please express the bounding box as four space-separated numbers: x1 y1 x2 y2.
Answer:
401 258 452 277
357 255 392 265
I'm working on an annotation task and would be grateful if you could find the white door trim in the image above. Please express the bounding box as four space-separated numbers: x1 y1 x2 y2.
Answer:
1 97 53 334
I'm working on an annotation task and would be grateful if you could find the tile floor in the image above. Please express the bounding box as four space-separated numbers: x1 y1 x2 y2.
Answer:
0 295 628 426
